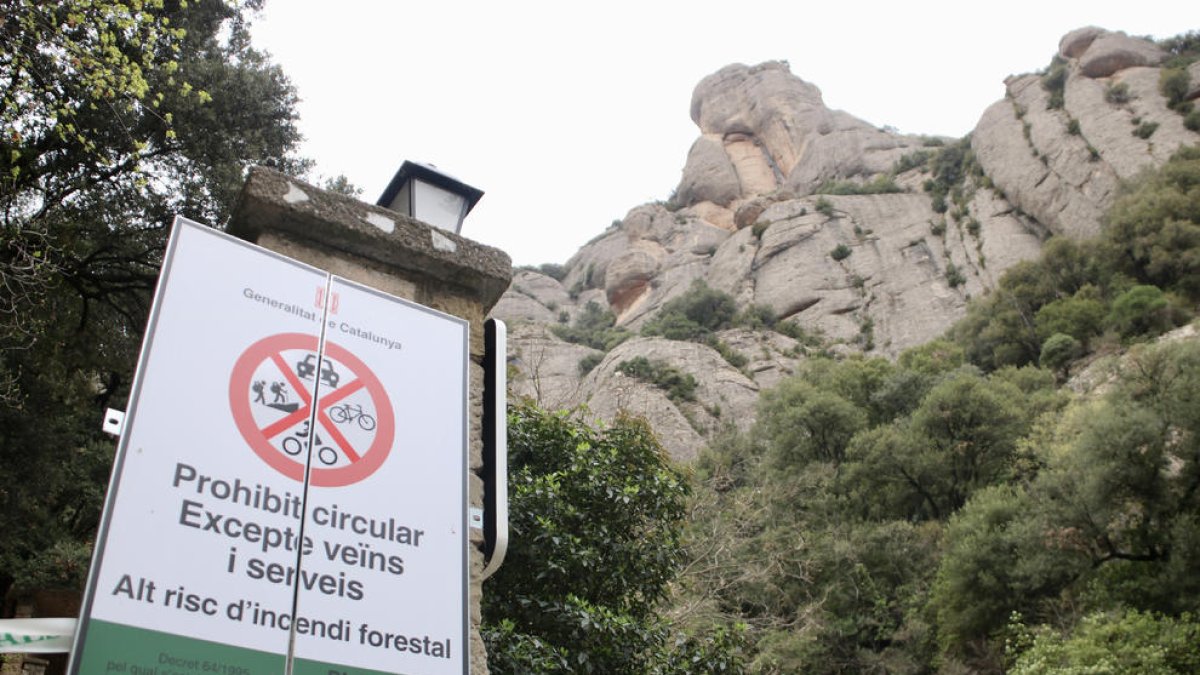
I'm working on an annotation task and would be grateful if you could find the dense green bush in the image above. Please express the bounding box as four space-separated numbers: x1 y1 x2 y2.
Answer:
774 320 823 347
1106 284 1175 338
1041 56 1068 109
637 281 753 369
641 281 737 341
1039 332 1082 376
617 357 698 402
929 340 1200 663
1160 67 1191 110
577 352 604 375
945 262 966 288
1009 610 1200 675
892 149 933 174
551 300 632 351
1033 286 1104 340
733 304 777 330
1133 120 1160 139
683 353 1063 672
829 244 851 261
1106 145 1200 299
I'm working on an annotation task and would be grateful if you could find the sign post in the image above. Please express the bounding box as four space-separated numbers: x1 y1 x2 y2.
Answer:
69 217 469 675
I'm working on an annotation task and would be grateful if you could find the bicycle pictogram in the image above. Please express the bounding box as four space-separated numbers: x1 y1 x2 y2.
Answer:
228 333 395 487
329 403 376 431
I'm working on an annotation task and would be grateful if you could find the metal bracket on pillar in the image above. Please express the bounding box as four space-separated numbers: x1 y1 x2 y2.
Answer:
102 409 126 437
480 318 509 580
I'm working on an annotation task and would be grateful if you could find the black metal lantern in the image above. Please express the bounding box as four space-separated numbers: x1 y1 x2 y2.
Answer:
376 160 484 235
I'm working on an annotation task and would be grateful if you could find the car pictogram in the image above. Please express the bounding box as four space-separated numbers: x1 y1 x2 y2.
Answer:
296 353 340 388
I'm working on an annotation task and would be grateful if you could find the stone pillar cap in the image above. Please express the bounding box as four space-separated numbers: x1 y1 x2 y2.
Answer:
229 166 512 307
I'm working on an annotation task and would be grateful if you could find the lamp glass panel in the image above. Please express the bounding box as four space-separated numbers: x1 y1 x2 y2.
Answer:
412 179 466 233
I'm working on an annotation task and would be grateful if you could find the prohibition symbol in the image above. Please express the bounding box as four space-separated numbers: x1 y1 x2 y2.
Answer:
229 333 395 487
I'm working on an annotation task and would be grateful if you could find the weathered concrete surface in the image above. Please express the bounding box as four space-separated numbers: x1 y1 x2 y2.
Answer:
231 167 512 356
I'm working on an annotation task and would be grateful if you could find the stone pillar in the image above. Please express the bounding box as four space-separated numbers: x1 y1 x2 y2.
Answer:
228 166 512 674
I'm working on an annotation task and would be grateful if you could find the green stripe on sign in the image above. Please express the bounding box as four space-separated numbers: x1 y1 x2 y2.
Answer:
291 658 410 675
75 620 284 674
76 621 411 675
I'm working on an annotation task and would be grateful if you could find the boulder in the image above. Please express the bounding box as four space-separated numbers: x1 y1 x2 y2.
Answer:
679 61 921 204
1059 26 1107 58
1187 61 1200 101
733 197 769 230
605 244 661 317
676 135 741 207
1078 32 1165 78
491 269 571 323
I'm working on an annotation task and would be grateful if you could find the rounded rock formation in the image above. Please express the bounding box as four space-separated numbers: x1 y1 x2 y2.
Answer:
1078 32 1165 78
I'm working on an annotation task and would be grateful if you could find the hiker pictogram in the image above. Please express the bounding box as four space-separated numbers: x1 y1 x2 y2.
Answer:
228 333 395 487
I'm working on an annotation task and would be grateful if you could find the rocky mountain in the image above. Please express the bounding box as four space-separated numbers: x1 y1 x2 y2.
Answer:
490 28 1200 460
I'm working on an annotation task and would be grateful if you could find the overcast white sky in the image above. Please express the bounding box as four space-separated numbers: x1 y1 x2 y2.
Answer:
250 1 1193 266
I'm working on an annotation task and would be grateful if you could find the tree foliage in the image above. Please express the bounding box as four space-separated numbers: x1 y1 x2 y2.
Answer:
482 404 745 673
0 0 306 598
641 280 738 342
550 300 632 351
670 140 1200 674
953 147 1200 371
680 335 1200 671
1107 146 1200 299
1009 610 1200 674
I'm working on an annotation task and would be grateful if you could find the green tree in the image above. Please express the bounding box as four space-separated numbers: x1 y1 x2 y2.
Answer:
932 341 1200 663
0 0 307 599
844 368 1042 524
930 485 1081 664
1034 288 1106 346
952 259 1052 369
905 370 1028 515
1010 610 1200 675
1106 145 1200 299
757 377 867 468
898 339 965 377
1039 332 1082 377
482 404 743 673
1045 343 1200 613
1106 284 1177 338
617 356 698 402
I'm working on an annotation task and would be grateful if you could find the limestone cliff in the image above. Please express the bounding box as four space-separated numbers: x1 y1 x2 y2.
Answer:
491 28 1200 460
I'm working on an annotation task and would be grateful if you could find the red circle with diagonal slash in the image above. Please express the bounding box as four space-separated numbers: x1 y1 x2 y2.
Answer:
229 333 394 487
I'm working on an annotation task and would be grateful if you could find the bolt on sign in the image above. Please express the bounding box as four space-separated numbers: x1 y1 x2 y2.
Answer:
69 217 469 675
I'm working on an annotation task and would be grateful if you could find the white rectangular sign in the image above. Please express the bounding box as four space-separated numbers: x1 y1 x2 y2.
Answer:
70 217 468 675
